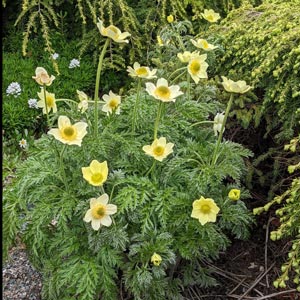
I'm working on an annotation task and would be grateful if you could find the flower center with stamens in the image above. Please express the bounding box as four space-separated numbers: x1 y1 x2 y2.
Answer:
91 204 107 219
91 173 104 184
109 99 119 109
46 95 55 107
136 67 148 76
153 146 164 156
155 86 171 100
61 126 77 141
200 204 211 214
189 60 201 75
207 15 214 22
202 40 209 49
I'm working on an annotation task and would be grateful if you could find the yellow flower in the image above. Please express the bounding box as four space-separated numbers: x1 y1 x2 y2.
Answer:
187 54 209 83
76 90 89 113
126 62 157 79
48 116 88 146
157 35 164 47
177 51 192 63
167 15 174 23
102 91 121 115
97 19 131 43
201 9 221 23
83 194 117 230
145 78 183 102
191 196 220 225
142 137 174 162
151 253 162 266
221 76 251 94
213 112 225 136
37 88 57 114
82 160 108 186
190 38 218 51
32 67 55 86
228 189 241 201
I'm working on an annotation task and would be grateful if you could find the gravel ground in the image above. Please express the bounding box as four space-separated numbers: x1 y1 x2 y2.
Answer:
2 247 42 300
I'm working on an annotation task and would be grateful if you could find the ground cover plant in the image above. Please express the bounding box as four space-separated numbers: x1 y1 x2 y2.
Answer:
3 14 257 300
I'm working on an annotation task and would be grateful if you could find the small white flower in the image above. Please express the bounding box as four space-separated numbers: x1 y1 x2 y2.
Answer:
28 98 38 109
19 138 27 149
213 112 225 136
6 82 22 97
69 59 80 69
52 53 59 60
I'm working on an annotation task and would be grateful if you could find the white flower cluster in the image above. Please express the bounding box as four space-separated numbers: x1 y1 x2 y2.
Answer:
6 82 21 97
69 59 80 69
52 53 59 60
28 98 38 109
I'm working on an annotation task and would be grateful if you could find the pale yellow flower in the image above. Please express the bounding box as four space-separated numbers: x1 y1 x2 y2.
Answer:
201 9 221 23
48 116 88 146
83 194 117 230
37 88 57 114
151 253 162 266
191 196 220 225
177 51 202 63
221 76 251 94
32 67 55 86
187 54 209 83
102 91 121 115
177 51 192 63
213 112 225 136
82 160 108 186
145 78 183 102
167 15 174 23
228 189 241 201
190 38 218 51
97 19 131 43
76 90 89 113
157 35 164 46
126 62 157 79
143 137 174 162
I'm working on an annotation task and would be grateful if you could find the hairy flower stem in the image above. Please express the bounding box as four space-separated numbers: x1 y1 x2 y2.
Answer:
211 93 234 165
145 160 157 176
187 74 191 102
59 145 68 190
168 67 186 81
154 101 163 140
94 38 110 139
43 84 50 128
131 78 142 134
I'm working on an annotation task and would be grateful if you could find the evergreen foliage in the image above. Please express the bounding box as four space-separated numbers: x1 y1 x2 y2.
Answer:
253 136 300 291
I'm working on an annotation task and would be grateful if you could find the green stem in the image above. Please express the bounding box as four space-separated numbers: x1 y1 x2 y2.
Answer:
43 84 50 128
132 78 142 134
170 70 186 85
211 93 234 165
154 101 163 140
99 185 105 195
145 160 157 176
56 99 79 104
187 73 191 102
168 67 187 81
59 144 68 190
94 38 110 139
190 121 214 127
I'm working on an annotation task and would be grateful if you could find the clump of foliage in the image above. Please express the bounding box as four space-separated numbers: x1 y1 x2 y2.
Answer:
202 0 300 138
3 15 255 300
253 136 300 292
2 35 95 141
199 0 300 201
